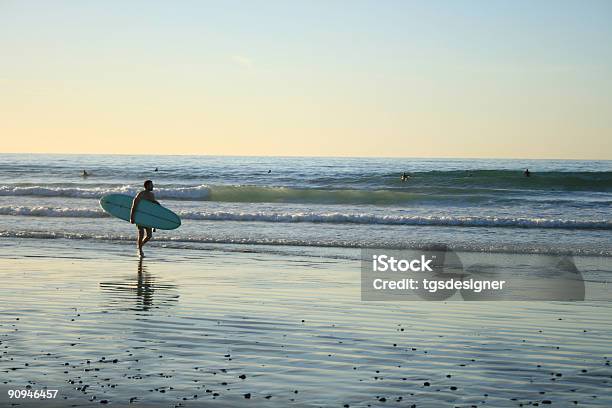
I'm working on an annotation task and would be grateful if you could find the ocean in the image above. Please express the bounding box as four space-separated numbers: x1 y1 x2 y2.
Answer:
1 154 610 257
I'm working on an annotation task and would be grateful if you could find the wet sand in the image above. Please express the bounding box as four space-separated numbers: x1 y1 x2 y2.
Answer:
1 239 611 407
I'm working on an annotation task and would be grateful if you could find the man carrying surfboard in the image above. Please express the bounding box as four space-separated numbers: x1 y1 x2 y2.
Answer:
130 180 160 258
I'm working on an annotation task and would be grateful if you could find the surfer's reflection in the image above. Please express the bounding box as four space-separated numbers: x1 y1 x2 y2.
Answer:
99 259 179 311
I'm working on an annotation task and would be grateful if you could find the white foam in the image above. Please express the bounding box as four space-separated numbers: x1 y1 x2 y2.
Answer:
0 185 211 200
0 206 107 218
0 205 609 230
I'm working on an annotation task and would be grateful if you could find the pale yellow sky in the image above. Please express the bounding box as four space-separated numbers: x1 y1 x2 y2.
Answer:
1 1 611 159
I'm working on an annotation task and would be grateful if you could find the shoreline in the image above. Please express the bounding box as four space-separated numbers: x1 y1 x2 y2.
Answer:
2 239 612 407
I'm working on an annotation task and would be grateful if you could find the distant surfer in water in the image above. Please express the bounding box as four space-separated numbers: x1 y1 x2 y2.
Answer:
130 180 160 258
524 168 531 177
400 172 410 182
82 170 89 177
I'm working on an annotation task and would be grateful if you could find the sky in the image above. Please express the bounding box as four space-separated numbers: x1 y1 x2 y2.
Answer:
1 0 611 159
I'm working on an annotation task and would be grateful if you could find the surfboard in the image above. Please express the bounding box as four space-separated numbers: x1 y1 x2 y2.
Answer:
100 193 181 230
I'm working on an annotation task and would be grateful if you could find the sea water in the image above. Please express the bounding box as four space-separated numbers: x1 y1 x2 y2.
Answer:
0 154 610 257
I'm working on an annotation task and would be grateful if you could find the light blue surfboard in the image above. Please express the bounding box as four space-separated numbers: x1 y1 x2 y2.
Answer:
100 193 181 230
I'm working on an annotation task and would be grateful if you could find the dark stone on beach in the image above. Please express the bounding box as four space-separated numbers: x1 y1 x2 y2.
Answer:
379 397 386 402
446 374 451 378
542 401 552 404
239 374 246 379
112 359 118 363
265 395 272 399
244 393 251 399
424 382 430 386
450 386 458 391
100 400 108 404
344 405 349 408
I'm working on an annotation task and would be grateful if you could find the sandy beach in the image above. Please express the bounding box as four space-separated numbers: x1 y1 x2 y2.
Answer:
2 238 611 407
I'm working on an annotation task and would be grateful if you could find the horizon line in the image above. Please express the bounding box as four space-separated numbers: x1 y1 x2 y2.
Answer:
1 151 610 162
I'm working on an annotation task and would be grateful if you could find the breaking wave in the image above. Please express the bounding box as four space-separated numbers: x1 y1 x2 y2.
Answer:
1 183 610 206
1 205 609 230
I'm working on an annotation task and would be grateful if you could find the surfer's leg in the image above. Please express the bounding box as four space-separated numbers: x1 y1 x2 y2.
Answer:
142 227 153 246
137 226 145 257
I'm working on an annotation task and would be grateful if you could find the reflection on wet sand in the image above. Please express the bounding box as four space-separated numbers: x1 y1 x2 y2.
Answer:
99 258 179 311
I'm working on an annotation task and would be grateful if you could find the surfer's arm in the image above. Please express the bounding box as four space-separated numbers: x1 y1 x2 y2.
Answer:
130 193 142 224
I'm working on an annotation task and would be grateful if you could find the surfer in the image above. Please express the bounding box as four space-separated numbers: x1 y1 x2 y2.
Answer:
130 180 160 258
400 172 410 182
82 170 89 177
524 168 531 177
